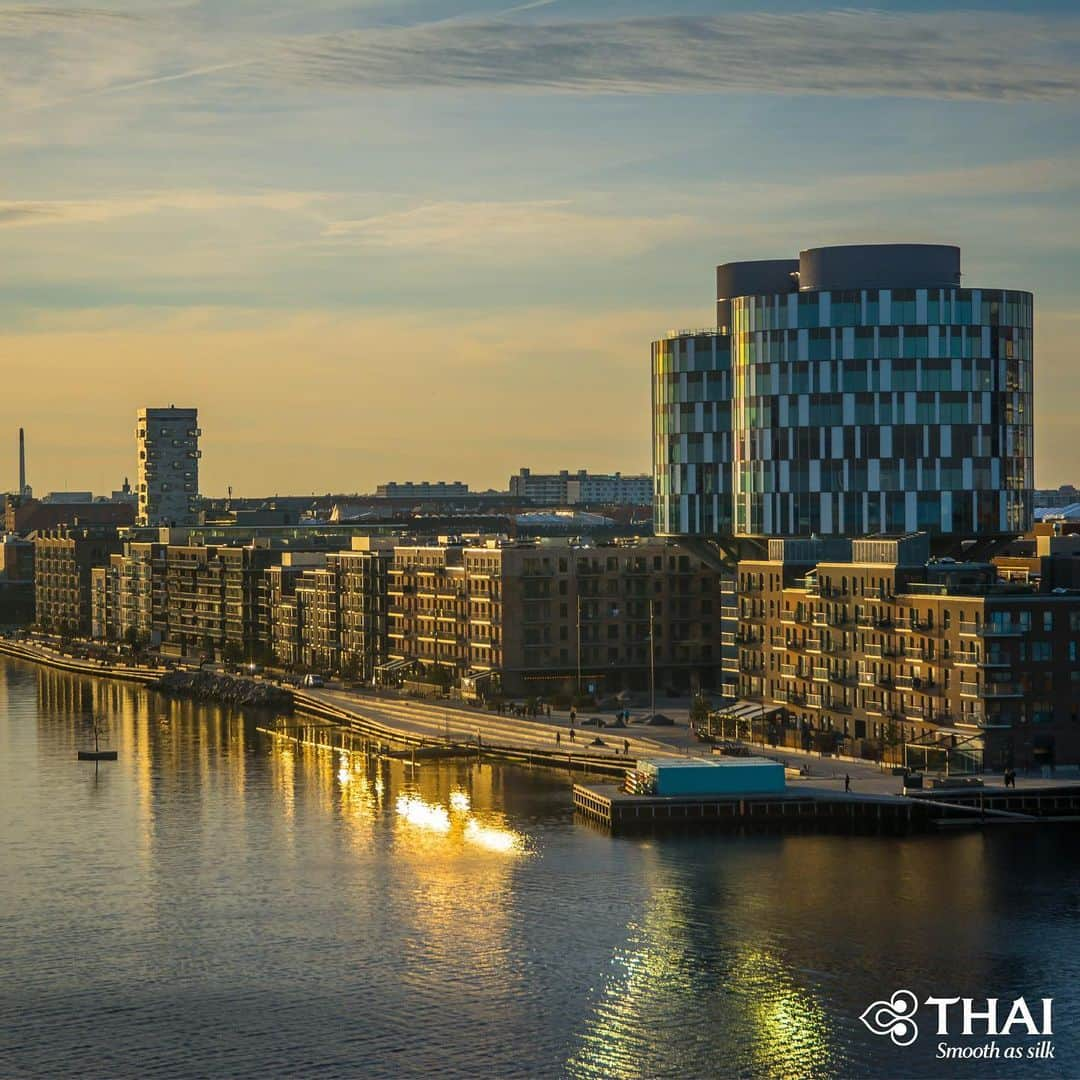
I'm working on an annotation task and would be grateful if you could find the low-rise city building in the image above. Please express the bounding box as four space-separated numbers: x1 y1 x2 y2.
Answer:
509 469 652 507
34 526 125 636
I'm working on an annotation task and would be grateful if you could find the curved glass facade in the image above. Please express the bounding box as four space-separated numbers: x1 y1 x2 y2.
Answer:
651 331 733 535
730 286 1033 537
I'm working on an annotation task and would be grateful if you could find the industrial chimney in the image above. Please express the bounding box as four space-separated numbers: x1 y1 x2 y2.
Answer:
18 427 26 496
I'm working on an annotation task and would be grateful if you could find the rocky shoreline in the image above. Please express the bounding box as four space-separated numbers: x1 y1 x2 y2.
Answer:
148 670 294 711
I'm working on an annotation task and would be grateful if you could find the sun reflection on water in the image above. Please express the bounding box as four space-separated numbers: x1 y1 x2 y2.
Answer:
394 791 526 856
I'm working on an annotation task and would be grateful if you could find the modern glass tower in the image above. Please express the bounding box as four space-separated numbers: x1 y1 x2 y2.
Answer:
652 244 1034 541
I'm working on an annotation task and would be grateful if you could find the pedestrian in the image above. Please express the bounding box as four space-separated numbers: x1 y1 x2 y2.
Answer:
546 705 551 717
623 738 630 756
844 774 851 793
556 731 561 746
569 726 576 743
570 707 576 724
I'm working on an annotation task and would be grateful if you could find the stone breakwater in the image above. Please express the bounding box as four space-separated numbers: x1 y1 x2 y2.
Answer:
149 670 294 711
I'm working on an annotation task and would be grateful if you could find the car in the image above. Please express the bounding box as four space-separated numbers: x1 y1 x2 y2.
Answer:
302 674 325 688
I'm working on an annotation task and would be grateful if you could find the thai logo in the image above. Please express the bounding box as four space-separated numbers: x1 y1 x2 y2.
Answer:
860 990 920 1046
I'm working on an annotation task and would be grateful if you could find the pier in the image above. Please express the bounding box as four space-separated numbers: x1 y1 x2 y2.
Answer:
573 780 1080 834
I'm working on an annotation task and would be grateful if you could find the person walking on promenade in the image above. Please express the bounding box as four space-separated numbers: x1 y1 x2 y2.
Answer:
569 726 576 744
556 731 561 746
570 707 576 725
844 774 851 793
623 738 630 756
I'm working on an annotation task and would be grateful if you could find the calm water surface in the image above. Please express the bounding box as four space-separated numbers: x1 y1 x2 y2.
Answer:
1 658 1077 1079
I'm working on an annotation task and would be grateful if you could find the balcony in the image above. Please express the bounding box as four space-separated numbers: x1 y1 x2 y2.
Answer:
984 683 1025 698
812 612 828 627
805 635 823 653
906 704 925 720
780 610 796 624
893 617 913 632
958 620 979 636
903 646 925 661
812 665 829 682
959 680 980 697
779 664 797 679
980 625 1026 638
858 670 876 687
864 643 884 659
894 675 915 690
806 693 823 709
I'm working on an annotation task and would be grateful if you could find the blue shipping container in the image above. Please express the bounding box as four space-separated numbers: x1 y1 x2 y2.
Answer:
639 758 785 797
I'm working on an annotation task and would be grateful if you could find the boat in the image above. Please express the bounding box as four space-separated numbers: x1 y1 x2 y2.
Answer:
77 716 117 762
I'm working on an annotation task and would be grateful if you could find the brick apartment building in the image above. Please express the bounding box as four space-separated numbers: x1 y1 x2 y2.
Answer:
34 526 125 636
737 535 1080 770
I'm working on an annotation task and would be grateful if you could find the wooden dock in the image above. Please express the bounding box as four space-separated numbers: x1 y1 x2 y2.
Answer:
573 781 1080 834
573 783 926 833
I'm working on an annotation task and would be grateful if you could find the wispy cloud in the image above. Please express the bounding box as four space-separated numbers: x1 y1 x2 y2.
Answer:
323 199 694 255
267 11 1080 102
3 8 1079 110
0 190 326 228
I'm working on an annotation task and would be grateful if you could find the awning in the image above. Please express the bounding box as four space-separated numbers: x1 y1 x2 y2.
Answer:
711 700 784 721
375 658 413 675
462 669 498 686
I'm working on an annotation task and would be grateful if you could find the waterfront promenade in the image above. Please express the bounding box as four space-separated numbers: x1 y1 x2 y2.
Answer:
0 637 684 771
6 636 1079 794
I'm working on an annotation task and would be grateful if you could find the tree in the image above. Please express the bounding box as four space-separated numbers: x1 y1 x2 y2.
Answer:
690 693 711 728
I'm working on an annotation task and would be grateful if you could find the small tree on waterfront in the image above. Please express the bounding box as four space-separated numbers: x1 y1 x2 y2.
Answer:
690 693 711 728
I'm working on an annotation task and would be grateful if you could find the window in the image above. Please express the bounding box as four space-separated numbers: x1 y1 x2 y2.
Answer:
1043 611 1053 632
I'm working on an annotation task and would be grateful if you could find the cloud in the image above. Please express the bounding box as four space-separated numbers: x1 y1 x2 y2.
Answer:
0 190 326 228
322 199 694 255
3 8 1079 112
265 11 1080 103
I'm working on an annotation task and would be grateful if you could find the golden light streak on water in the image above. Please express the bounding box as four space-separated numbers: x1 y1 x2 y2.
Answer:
449 789 471 813
395 793 452 833
463 818 524 854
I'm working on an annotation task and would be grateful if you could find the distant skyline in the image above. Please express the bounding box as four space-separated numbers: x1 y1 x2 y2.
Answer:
2 0 1078 495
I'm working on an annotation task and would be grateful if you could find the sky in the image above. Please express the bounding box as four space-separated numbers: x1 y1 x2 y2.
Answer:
1 0 1078 497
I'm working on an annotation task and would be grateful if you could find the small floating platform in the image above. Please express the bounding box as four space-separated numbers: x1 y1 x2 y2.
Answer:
78 750 118 761
575 782 928 834
574 780 1080 834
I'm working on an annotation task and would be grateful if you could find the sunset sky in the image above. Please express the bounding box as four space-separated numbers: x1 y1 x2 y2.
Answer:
2 0 1078 497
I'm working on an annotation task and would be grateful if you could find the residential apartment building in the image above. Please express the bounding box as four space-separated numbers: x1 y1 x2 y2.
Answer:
737 535 1080 769
335 538 394 680
34 526 124 636
136 406 200 526
265 554 327 669
509 469 652 507
0 533 34 624
653 244 1033 539
383 536 723 698
158 543 278 659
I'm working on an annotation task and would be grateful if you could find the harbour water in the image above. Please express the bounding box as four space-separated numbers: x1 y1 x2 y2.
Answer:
1 657 1077 1079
